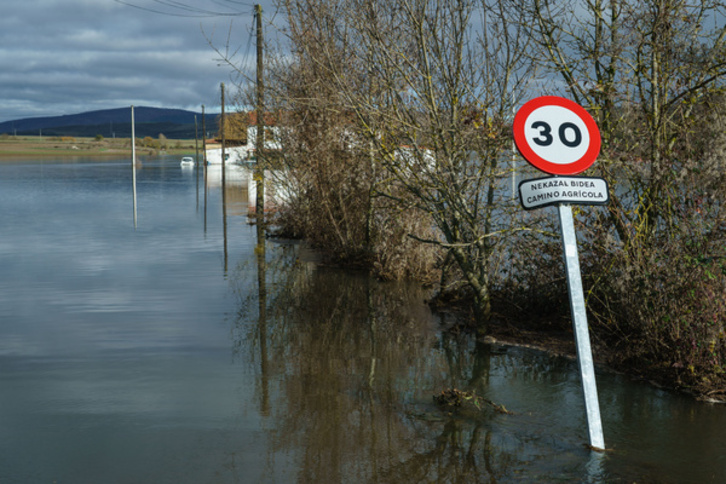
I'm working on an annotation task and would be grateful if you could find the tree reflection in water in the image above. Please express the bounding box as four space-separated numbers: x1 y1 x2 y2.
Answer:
229 242 601 483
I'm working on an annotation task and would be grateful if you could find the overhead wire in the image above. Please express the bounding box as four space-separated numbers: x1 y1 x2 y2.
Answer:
113 0 256 17
114 0 268 111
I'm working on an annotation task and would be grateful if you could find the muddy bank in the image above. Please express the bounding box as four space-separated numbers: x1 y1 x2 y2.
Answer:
466 315 726 404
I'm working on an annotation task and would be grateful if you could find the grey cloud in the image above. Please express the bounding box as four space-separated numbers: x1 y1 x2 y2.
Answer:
0 0 272 122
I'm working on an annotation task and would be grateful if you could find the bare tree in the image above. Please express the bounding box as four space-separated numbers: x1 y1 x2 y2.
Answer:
525 0 726 247
523 0 726 389
277 0 535 331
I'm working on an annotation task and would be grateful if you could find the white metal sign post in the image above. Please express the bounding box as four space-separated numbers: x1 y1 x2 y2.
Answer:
513 96 606 450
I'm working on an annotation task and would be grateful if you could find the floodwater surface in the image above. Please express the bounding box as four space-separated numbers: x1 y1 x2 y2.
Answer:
0 158 724 483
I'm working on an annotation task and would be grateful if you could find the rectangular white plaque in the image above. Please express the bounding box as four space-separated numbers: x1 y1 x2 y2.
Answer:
519 176 609 210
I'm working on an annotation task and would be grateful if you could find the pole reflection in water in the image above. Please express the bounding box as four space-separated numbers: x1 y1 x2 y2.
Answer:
131 105 137 229
195 156 201 212
203 157 208 234
205 164 251 273
222 166 228 274
256 211 270 416
585 451 607 484
132 163 137 229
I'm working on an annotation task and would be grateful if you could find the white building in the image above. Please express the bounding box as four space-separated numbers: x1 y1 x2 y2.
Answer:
205 111 284 165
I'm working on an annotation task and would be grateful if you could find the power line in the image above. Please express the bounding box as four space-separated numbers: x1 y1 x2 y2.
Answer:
113 0 256 17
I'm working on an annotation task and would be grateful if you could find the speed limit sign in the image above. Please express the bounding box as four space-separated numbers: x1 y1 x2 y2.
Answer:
513 96 601 175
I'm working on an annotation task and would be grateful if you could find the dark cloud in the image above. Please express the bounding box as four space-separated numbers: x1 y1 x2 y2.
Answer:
0 0 274 122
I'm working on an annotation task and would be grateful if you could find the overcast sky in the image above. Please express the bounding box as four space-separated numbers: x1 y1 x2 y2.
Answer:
0 0 279 123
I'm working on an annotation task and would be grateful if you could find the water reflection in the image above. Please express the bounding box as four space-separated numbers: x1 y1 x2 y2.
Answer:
1 159 725 483
228 238 726 483
230 248 577 482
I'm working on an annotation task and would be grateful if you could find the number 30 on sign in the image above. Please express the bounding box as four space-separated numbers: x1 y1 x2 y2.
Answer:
513 96 601 175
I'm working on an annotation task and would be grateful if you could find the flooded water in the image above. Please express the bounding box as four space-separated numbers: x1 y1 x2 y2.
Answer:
0 158 725 483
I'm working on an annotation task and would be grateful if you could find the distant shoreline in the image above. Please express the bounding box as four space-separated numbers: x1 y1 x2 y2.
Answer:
0 135 197 158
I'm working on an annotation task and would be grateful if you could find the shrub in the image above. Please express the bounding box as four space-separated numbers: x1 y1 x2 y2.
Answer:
581 207 726 392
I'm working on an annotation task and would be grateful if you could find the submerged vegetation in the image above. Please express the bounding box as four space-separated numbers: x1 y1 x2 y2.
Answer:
198 0 726 398
240 0 726 397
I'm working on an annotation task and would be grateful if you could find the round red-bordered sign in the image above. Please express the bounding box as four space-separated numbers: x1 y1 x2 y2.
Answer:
513 96 601 175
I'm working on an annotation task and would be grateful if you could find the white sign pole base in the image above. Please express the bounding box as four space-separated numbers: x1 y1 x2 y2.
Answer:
558 203 605 450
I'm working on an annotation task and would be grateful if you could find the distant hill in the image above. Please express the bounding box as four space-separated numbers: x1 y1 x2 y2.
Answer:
0 107 219 139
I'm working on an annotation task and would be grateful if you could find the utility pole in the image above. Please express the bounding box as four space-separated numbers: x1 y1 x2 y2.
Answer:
221 82 226 187
254 3 269 417
194 115 199 165
221 82 228 273
201 105 207 165
255 3 265 229
202 104 208 233
194 114 200 208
